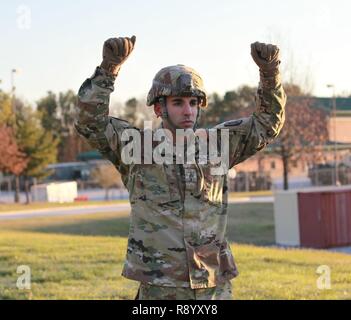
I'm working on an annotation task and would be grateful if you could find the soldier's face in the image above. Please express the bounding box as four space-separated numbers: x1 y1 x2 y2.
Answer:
154 96 198 130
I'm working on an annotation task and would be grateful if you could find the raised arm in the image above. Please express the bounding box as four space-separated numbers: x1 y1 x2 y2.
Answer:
214 41 286 168
74 36 136 178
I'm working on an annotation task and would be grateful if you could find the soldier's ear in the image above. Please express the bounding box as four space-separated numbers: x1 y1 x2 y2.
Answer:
154 103 162 117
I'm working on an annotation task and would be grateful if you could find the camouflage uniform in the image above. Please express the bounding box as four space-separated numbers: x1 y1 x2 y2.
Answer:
74 65 286 299
136 279 233 300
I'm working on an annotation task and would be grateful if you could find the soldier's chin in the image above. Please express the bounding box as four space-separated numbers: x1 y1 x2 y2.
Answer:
179 121 195 129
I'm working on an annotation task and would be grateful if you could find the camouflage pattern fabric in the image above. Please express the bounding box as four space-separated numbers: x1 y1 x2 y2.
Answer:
146 64 208 108
74 66 286 290
136 280 233 300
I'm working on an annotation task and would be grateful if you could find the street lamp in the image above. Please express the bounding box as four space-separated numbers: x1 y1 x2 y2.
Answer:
326 84 339 186
11 69 18 117
11 68 20 202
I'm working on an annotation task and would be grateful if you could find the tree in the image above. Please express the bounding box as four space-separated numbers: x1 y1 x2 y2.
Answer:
36 91 61 136
198 92 225 127
198 86 257 128
57 90 84 161
272 86 329 190
124 98 138 124
0 92 14 125
114 97 160 129
0 92 28 202
259 35 325 189
16 105 59 203
37 90 83 162
91 163 123 200
199 82 329 190
0 125 28 176
58 90 76 135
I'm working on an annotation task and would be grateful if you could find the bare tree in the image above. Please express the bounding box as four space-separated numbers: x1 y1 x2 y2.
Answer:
199 82 329 190
266 30 316 95
110 97 161 129
273 89 329 190
91 163 123 200
261 33 328 189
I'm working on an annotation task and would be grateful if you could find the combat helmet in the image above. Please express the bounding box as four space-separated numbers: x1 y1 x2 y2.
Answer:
146 64 208 108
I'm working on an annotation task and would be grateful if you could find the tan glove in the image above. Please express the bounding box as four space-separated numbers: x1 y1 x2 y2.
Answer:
251 41 281 87
100 35 136 76
251 42 280 76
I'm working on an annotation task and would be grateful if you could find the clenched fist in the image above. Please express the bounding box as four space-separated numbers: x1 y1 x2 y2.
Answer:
100 35 136 76
251 42 280 76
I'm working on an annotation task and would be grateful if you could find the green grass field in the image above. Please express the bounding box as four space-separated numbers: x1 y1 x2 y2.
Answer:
0 203 350 300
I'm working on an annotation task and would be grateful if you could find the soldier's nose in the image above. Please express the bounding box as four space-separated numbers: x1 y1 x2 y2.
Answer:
183 103 192 115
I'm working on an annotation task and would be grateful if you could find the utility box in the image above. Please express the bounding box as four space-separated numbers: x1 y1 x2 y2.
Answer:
274 185 351 248
31 181 78 203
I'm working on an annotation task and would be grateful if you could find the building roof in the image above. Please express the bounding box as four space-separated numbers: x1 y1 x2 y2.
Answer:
311 97 351 112
76 150 103 161
285 96 351 117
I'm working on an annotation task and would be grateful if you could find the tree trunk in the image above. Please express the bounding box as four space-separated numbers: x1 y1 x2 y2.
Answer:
282 156 289 190
105 188 109 201
24 177 31 204
14 175 20 203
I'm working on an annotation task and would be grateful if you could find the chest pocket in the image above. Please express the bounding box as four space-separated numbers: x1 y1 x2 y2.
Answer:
129 164 179 205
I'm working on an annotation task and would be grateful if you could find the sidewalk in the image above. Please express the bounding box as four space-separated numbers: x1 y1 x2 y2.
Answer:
0 195 274 220
0 203 131 220
0 189 129 203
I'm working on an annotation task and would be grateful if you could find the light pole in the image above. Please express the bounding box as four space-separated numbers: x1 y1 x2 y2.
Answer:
326 84 339 186
11 69 17 116
11 69 20 202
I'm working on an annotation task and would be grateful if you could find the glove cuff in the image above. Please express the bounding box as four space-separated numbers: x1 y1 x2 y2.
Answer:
100 60 121 77
259 69 281 89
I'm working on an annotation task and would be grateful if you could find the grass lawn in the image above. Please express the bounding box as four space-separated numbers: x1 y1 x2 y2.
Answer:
0 203 350 300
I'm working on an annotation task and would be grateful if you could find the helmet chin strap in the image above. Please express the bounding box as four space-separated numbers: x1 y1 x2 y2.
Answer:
193 106 201 131
159 96 180 133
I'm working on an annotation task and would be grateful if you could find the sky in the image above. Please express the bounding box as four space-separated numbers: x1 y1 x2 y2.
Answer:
0 0 350 107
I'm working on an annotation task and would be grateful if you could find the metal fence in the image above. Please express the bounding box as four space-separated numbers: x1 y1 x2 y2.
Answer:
228 167 351 192
3 166 351 199
308 166 351 186
228 171 272 192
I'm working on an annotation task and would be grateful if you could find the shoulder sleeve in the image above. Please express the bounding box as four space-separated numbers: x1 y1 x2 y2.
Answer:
74 67 134 178
213 82 286 168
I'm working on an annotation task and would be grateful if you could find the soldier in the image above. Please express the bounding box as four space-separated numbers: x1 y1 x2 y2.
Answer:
74 35 286 300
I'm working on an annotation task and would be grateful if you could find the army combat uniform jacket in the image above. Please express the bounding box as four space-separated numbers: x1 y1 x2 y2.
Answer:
75 67 286 289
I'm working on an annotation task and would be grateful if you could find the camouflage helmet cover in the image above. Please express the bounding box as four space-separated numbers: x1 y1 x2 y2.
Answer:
146 64 208 108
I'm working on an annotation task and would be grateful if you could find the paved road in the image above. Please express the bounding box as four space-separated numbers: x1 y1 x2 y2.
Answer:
327 246 351 254
229 196 273 203
0 203 131 220
0 197 273 220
